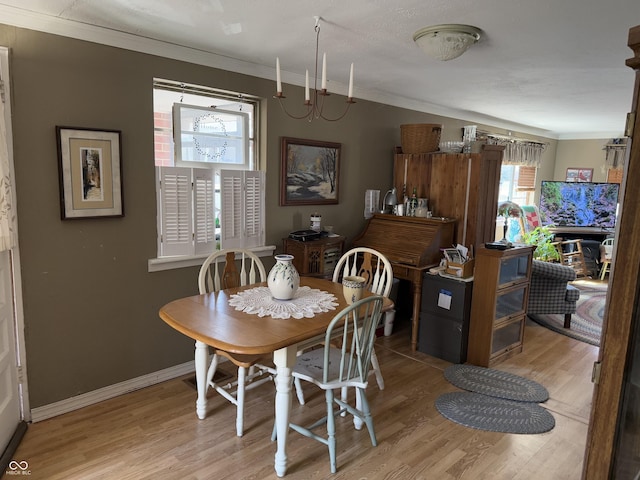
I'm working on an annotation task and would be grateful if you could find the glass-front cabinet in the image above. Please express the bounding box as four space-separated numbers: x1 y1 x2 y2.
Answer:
467 244 535 367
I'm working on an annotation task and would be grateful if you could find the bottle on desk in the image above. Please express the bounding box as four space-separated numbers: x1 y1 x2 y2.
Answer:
408 188 418 217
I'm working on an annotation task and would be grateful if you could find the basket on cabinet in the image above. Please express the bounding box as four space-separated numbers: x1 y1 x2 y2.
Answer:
400 123 442 153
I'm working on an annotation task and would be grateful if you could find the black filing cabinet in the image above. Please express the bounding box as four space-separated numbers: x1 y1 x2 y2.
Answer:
418 273 473 363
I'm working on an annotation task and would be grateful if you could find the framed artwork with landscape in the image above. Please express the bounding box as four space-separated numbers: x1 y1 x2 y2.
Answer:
56 126 124 219
280 137 341 206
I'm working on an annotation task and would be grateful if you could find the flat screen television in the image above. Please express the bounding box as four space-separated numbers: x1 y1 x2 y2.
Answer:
539 181 619 228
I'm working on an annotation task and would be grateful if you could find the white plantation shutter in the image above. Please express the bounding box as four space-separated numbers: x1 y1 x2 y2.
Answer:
220 169 265 249
193 168 216 255
243 170 265 248
158 167 192 256
157 167 264 257
220 170 244 249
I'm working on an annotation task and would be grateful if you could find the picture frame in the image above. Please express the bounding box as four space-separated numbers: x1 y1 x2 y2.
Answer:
56 126 124 219
565 167 593 183
280 137 341 206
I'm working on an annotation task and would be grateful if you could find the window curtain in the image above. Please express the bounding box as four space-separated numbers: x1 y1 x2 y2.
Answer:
485 135 546 167
0 81 16 252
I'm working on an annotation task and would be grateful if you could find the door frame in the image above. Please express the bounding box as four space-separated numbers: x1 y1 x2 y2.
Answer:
582 25 640 478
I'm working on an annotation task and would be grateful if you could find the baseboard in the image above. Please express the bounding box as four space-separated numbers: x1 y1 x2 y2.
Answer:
30 361 195 423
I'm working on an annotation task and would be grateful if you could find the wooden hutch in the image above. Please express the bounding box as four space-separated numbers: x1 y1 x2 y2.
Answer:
393 144 504 251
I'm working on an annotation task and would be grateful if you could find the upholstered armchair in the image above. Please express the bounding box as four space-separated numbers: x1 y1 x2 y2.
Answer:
527 260 580 329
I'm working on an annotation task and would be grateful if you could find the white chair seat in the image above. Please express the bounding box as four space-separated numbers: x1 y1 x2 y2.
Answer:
294 348 368 391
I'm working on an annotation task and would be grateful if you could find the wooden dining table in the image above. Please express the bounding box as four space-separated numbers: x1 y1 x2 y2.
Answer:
159 276 393 477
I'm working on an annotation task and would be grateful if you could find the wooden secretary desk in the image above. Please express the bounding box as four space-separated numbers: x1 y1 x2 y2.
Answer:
352 214 455 351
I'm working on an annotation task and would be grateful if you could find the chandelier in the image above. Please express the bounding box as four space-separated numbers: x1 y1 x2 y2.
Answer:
275 16 355 122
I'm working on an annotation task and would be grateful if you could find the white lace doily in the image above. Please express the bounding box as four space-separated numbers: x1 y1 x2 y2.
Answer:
228 286 338 319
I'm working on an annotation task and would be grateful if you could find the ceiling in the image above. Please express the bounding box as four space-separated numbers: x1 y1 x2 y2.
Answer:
0 0 638 139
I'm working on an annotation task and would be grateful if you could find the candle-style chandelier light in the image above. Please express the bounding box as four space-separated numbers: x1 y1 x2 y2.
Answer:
274 16 355 122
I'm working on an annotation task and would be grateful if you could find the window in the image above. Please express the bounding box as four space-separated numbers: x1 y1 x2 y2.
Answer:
498 165 536 207
153 80 264 260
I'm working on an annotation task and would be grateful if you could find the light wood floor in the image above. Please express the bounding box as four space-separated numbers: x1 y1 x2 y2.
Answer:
13 315 599 479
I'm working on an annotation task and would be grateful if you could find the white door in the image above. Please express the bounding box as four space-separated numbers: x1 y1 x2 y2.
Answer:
0 249 20 451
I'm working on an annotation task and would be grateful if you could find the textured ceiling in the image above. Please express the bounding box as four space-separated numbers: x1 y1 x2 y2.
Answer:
0 0 638 139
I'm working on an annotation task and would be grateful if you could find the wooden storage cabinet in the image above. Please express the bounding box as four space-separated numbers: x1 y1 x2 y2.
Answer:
282 236 345 278
467 244 535 367
393 144 504 251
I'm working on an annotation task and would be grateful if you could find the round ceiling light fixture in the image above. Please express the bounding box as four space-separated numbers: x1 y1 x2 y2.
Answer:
413 24 482 61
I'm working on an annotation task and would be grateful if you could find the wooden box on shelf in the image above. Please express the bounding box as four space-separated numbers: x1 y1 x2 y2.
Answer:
282 235 345 278
466 244 535 367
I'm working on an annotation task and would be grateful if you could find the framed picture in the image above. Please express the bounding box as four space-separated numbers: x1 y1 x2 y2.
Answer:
565 167 593 183
280 137 341 206
56 126 124 219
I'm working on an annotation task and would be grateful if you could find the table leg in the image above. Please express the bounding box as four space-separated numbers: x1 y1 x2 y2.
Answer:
195 340 209 420
273 345 298 477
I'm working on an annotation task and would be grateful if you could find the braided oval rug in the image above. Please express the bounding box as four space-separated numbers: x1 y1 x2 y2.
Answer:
435 392 555 434
444 364 549 403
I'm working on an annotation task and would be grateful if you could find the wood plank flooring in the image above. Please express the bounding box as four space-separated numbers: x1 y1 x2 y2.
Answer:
11 315 598 479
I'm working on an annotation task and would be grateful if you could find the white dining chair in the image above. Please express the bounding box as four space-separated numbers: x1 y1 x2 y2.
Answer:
294 247 394 410
600 237 614 280
273 295 384 474
196 248 274 436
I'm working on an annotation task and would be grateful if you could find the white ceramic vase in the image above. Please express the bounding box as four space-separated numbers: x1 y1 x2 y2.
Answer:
267 254 300 300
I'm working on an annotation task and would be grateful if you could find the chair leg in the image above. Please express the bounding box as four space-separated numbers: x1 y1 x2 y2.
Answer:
564 314 572 329
353 388 364 431
236 366 246 437
370 348 385 390
326 389 337 474
357 387 378 447
600 261 609 281
294 377 306 405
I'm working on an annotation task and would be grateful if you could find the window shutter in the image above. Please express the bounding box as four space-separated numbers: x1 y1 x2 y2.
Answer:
517 166 536 191
220 170 243 249
193 168 216 255
158 167 193 256
243 170 265 248
219 170 265 249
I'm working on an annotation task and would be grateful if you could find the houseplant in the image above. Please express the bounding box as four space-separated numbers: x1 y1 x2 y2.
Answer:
522 225 560 262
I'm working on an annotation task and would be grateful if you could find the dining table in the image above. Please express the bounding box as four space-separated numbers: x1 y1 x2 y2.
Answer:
159 276 393 477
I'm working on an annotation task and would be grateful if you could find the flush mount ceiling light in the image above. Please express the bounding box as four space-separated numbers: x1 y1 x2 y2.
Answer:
413 24 482 61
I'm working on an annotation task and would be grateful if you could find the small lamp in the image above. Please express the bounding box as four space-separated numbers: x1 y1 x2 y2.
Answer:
382 188 398 214
498 201 524 241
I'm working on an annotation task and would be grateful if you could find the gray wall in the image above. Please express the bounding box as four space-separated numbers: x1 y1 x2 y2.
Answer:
0 24 566 408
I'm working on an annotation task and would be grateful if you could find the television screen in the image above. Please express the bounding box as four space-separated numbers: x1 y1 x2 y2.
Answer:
539 181 619 228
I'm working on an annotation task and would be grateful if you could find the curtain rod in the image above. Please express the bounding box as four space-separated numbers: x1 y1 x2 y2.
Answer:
476 129 548 146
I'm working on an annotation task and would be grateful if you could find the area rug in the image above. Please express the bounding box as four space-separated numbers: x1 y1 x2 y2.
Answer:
444 364 549 403
435 392 556 434
528 289 605 346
